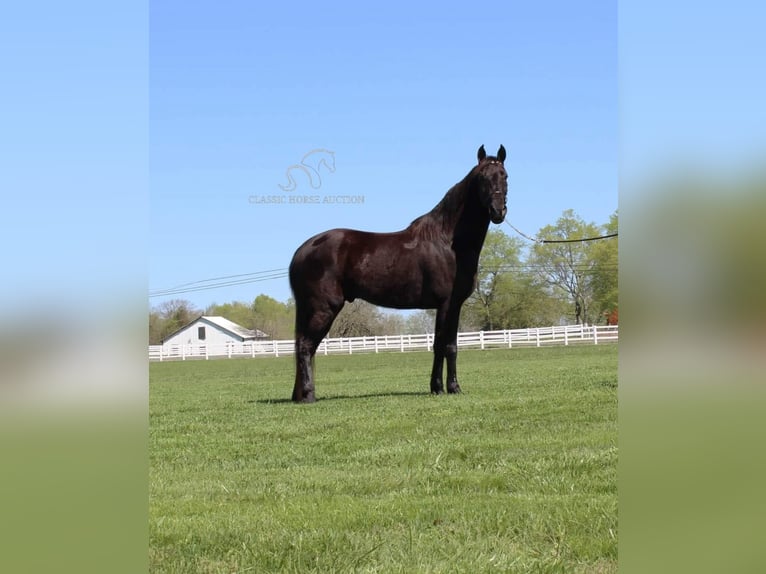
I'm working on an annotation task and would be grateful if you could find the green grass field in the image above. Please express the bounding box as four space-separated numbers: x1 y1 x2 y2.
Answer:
150 345 617 573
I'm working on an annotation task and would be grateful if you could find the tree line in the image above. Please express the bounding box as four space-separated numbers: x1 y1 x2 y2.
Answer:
149 209 617 345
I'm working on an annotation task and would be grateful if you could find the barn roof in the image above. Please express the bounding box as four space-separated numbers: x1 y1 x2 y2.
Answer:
202 316 268 340
161 315 269 343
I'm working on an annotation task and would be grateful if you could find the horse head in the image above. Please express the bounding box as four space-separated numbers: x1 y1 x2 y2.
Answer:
475 144 508 224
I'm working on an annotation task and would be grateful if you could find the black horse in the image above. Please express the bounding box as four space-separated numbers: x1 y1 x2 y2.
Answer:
289 145 508 402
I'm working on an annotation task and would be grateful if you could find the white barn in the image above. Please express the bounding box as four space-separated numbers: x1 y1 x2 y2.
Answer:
161 316 268 356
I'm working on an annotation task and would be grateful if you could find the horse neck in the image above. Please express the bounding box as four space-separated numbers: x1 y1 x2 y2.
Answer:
425 172 489 248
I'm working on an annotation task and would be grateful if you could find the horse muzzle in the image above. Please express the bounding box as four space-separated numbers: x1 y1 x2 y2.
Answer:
489 206 507 224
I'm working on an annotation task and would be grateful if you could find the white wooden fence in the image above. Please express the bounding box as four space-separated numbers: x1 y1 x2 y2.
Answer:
149 324 617 361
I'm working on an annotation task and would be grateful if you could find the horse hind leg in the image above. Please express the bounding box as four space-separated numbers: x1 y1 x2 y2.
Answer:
292 332 317 403
292 296 344 403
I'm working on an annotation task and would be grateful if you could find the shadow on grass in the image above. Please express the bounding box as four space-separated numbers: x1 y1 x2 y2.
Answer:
250 390 427 405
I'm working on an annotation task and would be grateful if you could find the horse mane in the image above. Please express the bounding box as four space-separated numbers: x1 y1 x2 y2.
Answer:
408 162 486 240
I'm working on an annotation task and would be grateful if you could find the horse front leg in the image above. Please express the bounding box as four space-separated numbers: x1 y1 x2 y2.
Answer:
445 343 461 394
429 305 449 394
444 306 461 394
430 347 445 394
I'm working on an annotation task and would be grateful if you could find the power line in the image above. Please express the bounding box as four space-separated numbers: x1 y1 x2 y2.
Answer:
157 268 288 291
505 220 618 244
478 266 618 278
149 269 289 298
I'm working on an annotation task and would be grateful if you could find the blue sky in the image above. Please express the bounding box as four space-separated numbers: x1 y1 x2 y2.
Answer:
2 2 763 317
1 2 147 317
620 3 766 184
151 1 617 309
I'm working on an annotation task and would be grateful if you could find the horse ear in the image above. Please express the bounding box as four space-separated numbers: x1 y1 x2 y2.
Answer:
497 145 506 163
477 145 486 163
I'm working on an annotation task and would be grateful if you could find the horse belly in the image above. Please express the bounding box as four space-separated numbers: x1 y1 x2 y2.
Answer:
357 278 435 309
345 248 443 309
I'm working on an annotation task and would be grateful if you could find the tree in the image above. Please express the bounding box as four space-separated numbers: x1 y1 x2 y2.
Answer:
470 230 525 330
528 209 604 325
329 300 383 338
206 301 254 331
404 310 436 334
203 295 296 339
489 272 570 328
459 229 564 330
252 294 293 339
148 310 165 345
377 312 406 336
149 299 200 344
589 210 619 323
159 298 199 327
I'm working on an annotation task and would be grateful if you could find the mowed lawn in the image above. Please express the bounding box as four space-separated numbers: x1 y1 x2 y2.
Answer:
150 344 617 573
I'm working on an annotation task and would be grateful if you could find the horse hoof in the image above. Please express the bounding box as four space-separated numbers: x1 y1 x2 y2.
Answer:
447 386 462 394
292 393 316 403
